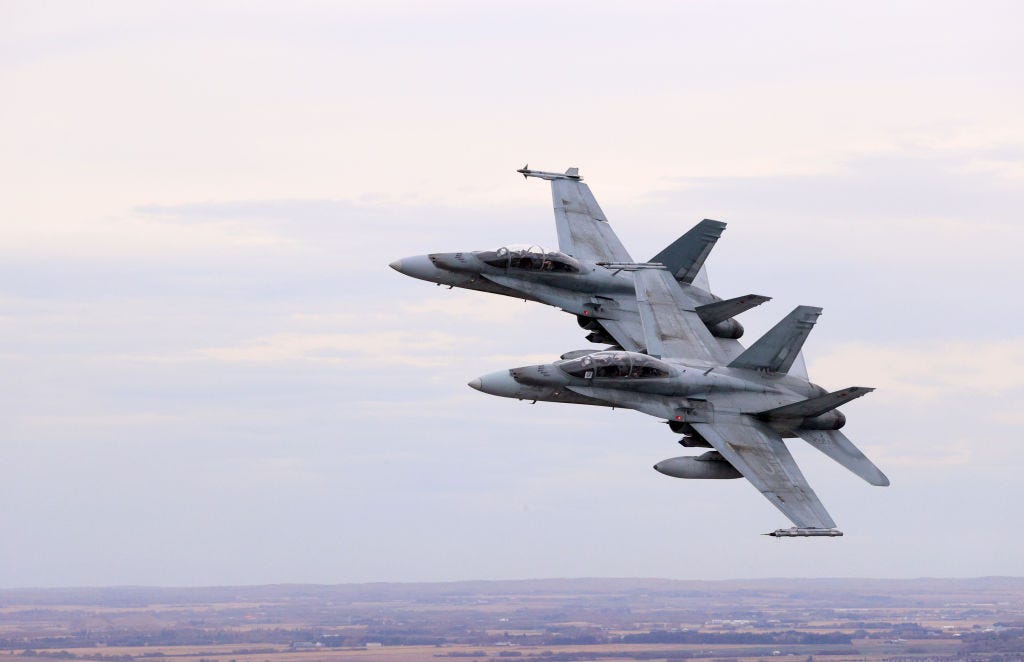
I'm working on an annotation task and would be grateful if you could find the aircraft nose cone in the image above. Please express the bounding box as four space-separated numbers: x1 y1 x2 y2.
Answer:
389 254 441 281
468 370 523 398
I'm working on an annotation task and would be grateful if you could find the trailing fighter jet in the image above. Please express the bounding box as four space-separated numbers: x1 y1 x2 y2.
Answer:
390 166 771 353
468 266 889 537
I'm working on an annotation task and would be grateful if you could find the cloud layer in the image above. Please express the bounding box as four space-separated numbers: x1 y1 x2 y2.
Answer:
2 0 1023 586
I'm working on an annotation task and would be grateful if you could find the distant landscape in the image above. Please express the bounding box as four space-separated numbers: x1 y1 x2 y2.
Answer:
3 578 1024 661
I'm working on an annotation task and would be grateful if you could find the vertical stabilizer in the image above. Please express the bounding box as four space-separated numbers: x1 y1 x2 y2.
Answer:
649 219 727 284
728 305 821 373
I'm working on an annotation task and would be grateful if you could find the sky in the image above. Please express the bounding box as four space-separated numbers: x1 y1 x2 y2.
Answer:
1 0 1023 587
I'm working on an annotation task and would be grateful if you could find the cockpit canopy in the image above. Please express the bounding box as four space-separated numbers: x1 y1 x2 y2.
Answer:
478 245 581 273
558 351 673 379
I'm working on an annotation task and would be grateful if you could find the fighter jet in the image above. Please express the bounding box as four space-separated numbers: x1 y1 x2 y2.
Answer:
390 166 771 353
469 266 889 537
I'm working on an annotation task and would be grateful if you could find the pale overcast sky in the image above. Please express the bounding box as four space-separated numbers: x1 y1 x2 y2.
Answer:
2 1 1023 587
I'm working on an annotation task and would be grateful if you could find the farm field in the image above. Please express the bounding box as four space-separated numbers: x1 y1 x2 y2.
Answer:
3 578 1023 661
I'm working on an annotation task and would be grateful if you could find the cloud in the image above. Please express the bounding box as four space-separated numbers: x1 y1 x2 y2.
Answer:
4 0 1024 585
868 446 974 469
221 456 326 490
810 338 1024 402
193 330 561 371
197 330 460 366
992 410 1024 425
133 198 418 231
631 147 1024 260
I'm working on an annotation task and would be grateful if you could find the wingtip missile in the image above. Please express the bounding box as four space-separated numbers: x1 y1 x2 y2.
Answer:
764 527 844 538
516 165 582 181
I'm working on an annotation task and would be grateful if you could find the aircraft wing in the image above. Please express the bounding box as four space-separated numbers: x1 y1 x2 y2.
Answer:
550 177 633 262
520 167 633 262
690 418 838 530
633 267 729 363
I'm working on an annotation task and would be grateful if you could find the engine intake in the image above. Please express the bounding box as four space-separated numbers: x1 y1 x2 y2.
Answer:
668 420 695 434
585 330 615 344
668 421 711 447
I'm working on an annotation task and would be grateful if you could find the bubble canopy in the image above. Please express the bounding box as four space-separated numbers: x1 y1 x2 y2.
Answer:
478 245 581 273
558 351 673 379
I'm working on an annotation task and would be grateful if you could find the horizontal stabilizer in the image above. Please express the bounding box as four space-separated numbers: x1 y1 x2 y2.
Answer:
796 429 890 486
757 387 874 419
728 305 822 374
649 219 727 284
696 294 771 325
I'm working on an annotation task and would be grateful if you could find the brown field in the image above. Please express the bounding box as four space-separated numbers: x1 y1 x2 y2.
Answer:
40 641 961 662
3 578 1023 661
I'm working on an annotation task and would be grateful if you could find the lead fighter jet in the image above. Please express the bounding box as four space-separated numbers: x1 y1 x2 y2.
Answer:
391 166 772 353
392 166 888 536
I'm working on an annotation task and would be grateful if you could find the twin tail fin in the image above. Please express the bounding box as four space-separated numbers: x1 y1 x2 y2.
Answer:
649 219 726 284
728 305 821 374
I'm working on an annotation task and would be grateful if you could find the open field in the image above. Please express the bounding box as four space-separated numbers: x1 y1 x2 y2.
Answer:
3 578 1024 661
25 641 963 662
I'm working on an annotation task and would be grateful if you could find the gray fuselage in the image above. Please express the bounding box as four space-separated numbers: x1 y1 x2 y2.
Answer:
470 350 829 436
391 249 720 320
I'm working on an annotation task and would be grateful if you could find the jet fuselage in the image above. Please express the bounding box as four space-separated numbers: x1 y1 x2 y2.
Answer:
390 249 725 337
470 349 827 426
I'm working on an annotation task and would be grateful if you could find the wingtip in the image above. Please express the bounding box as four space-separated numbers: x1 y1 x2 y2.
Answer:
791 305 824 321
